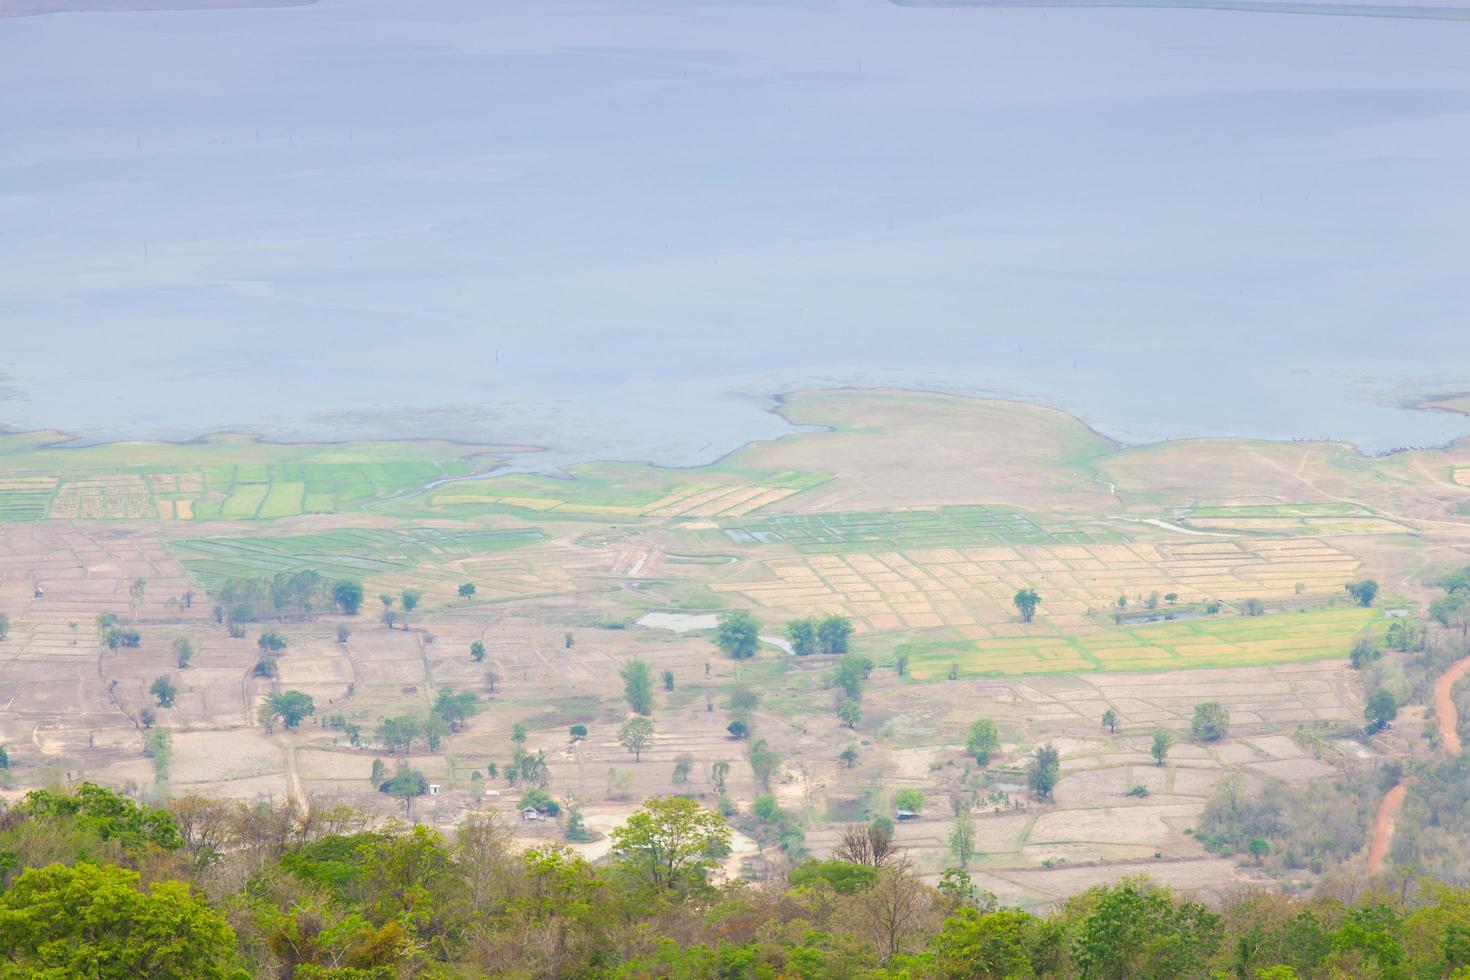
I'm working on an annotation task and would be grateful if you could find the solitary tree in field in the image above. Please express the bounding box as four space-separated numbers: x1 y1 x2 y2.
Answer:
840 745 859 768
1190 702 1230 741
1151 728 1174 766
1102 709 1118 734
433 687 480 732
715 610 761 659
0 612 10 642
949 811 976 867
620 658 655 715
263 691 315 730
726 719 750 740
1028 744 1061 801
257 631 287 653
458 582 477 598
893 788 925 814
966 718 1000 766
1346 580 1380 608
399 589 421 627
172 637 193 669
662 670 675 692
619 716 655 761
382 765 428 815
470 640 486 663
838 698 862 729
1013 588 1041 623
149 676 177 708
332 580 364 615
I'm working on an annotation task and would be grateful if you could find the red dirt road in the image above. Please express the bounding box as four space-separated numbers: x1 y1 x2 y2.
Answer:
1435 656 1470 756
1367 782 1407 873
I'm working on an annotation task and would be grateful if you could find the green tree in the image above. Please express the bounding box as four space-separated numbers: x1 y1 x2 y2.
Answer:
786 618 818 655
1346 579 1380 607
257 630 286 652
332 579 364 615
966 717 1000 766
470 640 486 662
370 758 386 783
715 610 761 659
1028 743 1060 801
1365 690 1398 734
376 715 421 754
171 637 193 669
609 796 731 889
838 697 862 729
458 582 477 598
0 862 236 978
432 687 480 732
1190 701 1230 741
840 745 859 768
149 676 177 708
832 653 877 700
817 615 853 654
381 765 428 815
1069 879 1221 978
0 611 9 641
400 588 421 613
620 657 655 714
618 715 655 761
711 759 731 795
1102 708 1118 734
146 727 172 784
1013 587 1041 623
894 788 924 814
727 719 750 740
569 724 588 740
662 669 675 692
949 810 976 867
1151 727 1174 766
263 690 315 729
930 907 1037 980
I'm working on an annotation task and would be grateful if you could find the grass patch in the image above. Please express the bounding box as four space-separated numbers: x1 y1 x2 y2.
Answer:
709 505 1119 552
899 607 1380 678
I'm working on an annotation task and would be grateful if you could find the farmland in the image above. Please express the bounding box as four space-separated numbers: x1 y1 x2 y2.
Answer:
1 388 1467 907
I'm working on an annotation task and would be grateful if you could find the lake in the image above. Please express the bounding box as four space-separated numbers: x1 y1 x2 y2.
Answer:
3 0 1469 464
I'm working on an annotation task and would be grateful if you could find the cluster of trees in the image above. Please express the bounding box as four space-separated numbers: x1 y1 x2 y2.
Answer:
372 688 481 755
785 614 853 655
6 784 1470 977
214 572 364 622
715 610 761 659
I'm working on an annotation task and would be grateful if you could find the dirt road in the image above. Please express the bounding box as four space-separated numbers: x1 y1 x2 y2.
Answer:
1434 656 1470 755
1367 782 1407 873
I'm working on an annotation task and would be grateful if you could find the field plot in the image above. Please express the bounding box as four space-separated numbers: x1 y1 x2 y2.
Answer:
899 607 1379 677
712 537 1360 632
0 432 493 522
710 505 1118 552
424 466 829 519
171 526 547 587
1180 503 1409 536
1455 468 1470 487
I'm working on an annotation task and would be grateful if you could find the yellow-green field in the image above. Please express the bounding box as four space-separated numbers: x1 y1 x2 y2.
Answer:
898 607 1381 678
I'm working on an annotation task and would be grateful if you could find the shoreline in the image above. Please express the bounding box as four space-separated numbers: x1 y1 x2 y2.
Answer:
4 384 1469 483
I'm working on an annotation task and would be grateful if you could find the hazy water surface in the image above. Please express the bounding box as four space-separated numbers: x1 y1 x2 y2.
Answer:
3 0 1470 463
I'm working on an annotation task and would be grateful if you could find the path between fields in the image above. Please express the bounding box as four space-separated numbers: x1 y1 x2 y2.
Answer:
1367 782 1407 873
1434 656 1470 755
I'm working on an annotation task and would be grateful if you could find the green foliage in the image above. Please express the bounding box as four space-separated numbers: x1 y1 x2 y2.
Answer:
619 658 655 715
263 691 315 729
146 728 173 784
788 859 878 895
714 610 761 659
150 675 177 708
569 724 588 740
379 766 428 814
1350 631 1384 669
966 717 1000 766
0 862 237 978
171 637 194 668
893 788 924 814
786 618 818 655
1013 587 1041 623
1102 708 1118 734
1151 728 1174 766
1365 689 1398 734
1345 579 1379 607
1066 877 1221 978
0 611 8 641
257 630 287 652
618 716 655 761
470 640 485 662
375 715 421 755
16 783 182 854
458 582 476 598
949 811 976 867
837 697 862 728
1028 743 1061 800
610 796 731 890
816 614 853 654
332 579 364 615
432 687 480 732
1190 702 1230 741
832 653 876 700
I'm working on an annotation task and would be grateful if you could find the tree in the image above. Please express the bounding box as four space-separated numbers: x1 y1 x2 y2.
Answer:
376 715 421 754
263 691 315 729
1365 690 1398 734
618 715 655 761
1013 587 1041 624
725 684 761 715
715 610 760 659
817 614 854 654
856 859 936 963
0 611 9 641
833 653 877 700
1346 579 1380 607
150 676 177 708
1102 708 1118 734
835 819 898 868
609 796 731 889
661 669 674 692
1028 743 1060 801
332 579 364 615
370 758 386 783
146 727 172 783
671 754 692 784
171 637 193 669
838 697 863 729
840 745 859 768
432 687 480 732
949 810 976 867
257 630 286 652
511 722 527 745
619 657 654 714
0 862 237 978
966 717 1000 766
569 724 588 740
786 618 817 655
726 719 749 740
930 907 1036 979
470 640 486 662
711 759 731 795
0 743 8 769
381 765 428 815
336 625 351 644
894 788 925 814
1070 880 1221 979
458 582 477 598
1190 701 1230 741
1151 727 1174 766
400 589 421 613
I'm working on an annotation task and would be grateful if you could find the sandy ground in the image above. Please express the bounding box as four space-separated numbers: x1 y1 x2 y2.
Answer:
1434 656 1470 755
1367 782 1407 873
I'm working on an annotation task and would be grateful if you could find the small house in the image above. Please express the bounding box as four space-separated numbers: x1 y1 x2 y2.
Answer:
428 784 441 796
520 807 543 822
